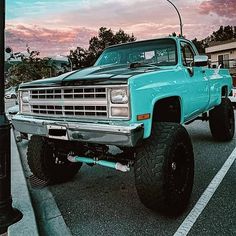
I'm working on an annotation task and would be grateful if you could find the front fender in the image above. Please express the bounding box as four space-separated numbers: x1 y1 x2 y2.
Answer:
128 67 185 139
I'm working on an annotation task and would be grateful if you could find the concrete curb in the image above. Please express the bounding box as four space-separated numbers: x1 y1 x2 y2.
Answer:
30 187 72 236
16 135 72 236
8 130 39 236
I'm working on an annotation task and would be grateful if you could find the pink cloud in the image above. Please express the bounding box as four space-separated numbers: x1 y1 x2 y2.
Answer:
5 24 96 56
6 0 236 56
199 0 236 18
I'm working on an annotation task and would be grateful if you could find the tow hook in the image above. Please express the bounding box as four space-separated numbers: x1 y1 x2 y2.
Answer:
67 155 130 172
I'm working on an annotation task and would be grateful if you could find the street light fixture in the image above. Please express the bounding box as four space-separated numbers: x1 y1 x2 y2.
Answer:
0 0 23 233
166 0 183 36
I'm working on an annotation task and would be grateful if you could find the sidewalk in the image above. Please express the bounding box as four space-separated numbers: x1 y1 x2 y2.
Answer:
7 130 39 236
10 131 72 236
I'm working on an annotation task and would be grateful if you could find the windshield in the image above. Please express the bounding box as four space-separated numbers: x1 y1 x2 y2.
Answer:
95 39 177 67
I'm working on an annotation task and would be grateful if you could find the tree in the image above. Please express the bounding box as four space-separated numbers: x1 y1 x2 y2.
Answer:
88 27 136 64
192 38 206 54
192 25 236 54
69 46 90 69
211 25 234 42
7 47 53 87
114 29 136 44
69 27 136 69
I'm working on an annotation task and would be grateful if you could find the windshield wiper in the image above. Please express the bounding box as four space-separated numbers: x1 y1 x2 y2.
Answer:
129 62 160 69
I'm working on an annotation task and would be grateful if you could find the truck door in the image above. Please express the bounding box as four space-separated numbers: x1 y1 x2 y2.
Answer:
180 41 209 121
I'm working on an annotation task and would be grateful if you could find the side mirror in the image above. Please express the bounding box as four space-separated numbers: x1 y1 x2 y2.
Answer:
194 55 208 67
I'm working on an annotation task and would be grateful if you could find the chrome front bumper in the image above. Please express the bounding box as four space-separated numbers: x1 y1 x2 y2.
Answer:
12 114 144 147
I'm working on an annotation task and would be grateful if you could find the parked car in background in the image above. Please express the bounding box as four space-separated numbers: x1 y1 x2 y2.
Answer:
5 86 17 99
7 101 27 141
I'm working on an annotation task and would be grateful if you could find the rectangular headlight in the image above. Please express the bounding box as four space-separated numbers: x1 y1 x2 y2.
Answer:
19 90 30 113
110 88 128 104
109 86 130 119
111 107 129 117
21 104 30 113
21 91 30 103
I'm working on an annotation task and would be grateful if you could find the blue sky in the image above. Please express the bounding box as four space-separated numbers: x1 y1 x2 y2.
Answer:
5 0 236 56
6 0 92 19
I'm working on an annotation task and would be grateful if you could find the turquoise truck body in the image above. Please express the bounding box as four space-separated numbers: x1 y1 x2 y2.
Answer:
12 37 233 146
128 59 232 138
12 37 234 215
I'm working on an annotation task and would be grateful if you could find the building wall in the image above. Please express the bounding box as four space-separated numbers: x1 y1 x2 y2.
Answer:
206 41 236 87
210 49 236 69
206 41 236 54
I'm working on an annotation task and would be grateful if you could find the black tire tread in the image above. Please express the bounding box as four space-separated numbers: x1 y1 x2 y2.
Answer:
27 135 81 183
209 98 235 141
134 122 194 214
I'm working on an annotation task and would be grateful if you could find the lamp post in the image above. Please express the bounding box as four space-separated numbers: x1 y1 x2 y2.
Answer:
0 0 23 233
166 0 183 36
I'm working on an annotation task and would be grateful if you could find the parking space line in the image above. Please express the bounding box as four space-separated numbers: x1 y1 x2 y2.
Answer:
173 147 236 236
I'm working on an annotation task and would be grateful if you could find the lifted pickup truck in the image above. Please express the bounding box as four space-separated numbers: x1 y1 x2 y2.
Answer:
12 37 235 215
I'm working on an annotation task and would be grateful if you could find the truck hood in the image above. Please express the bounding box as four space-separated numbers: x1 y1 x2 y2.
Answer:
20 64 161 88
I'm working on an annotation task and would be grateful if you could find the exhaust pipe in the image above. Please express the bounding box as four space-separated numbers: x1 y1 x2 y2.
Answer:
67 155 130 172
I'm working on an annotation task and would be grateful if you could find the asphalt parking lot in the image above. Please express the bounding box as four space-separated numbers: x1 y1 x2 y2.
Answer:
7 99 236 236
48 119 236 236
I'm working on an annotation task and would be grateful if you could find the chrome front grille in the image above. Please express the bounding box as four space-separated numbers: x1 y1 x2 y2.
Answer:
28 87 108 118
30 87 106 100
31 105 107 117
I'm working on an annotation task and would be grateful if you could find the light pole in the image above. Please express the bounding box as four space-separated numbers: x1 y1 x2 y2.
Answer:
0 0 23 233
166 0 183 36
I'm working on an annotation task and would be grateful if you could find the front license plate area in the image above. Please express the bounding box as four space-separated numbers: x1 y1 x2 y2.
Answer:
47 125 68 140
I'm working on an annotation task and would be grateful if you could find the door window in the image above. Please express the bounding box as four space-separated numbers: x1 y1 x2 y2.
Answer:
181 42 195 67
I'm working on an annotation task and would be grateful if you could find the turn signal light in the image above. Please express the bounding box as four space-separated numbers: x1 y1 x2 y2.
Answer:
137 113 150 121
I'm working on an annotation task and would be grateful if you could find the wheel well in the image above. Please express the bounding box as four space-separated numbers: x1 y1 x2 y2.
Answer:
153 97 181 123
221 86 228 97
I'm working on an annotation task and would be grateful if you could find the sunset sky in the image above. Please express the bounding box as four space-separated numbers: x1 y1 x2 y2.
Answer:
5 0 236 56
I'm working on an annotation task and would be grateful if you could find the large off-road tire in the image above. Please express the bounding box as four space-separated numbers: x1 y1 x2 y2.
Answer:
209 98 235 141
134 122 194 215
27 135 82 183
